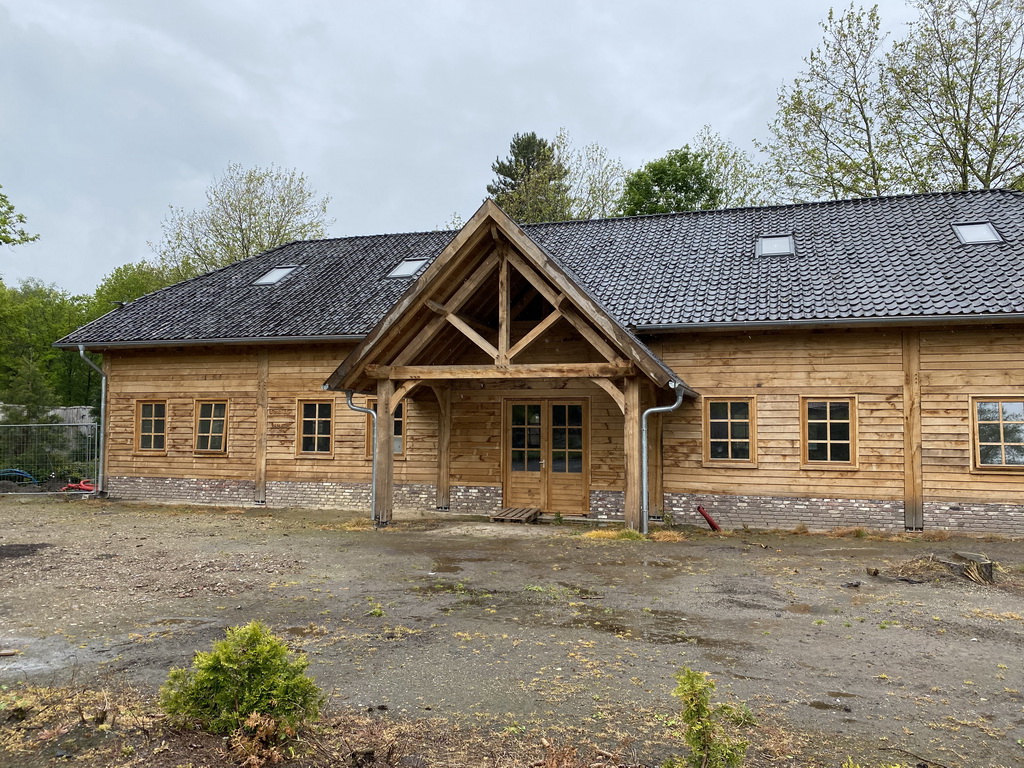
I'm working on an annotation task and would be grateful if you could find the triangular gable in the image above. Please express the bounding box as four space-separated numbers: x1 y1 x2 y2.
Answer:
324 200 692 396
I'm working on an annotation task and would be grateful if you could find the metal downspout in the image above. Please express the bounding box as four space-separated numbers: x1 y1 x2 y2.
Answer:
641 381 684 535
77 345 106 495
342 390 377 523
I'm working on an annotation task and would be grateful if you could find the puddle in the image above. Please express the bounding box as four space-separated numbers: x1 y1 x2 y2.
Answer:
827 690 859 698
0 543 52 559
430 557 463 574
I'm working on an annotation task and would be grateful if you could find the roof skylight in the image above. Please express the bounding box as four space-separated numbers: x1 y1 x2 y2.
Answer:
756 234 795 257
952 222 1002 244
387 258 429 278
253 265 299 285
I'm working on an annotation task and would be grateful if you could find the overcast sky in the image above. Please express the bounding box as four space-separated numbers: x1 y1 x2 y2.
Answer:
1 0 918 295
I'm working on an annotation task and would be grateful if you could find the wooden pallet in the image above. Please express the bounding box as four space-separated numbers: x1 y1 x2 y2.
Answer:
490 507 540 524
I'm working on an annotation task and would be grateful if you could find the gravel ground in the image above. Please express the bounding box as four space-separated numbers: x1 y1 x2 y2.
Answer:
1 495 1022 767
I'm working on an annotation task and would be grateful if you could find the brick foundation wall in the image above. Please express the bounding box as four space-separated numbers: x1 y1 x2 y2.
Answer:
107 476 256 506
106 476 1024 535
660 492 905 531
924 501 1024 535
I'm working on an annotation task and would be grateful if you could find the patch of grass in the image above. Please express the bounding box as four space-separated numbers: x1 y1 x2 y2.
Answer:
829 526 868 539
581 528 646 541
650 529 687 542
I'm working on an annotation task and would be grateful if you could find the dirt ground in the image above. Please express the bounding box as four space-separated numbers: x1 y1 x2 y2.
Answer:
1 495 1023 768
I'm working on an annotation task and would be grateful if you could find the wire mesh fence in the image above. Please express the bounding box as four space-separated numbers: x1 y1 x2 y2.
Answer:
0 423 99 493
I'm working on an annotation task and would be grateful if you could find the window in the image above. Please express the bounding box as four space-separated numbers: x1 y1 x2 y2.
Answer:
137 401 166 451
194 401 228 452
550 403 584 473
704 398 755 464
756 233 795 256
973 398 1024 469
387 258 429 278
366 399 405 455
952 222 1002 245
253 265 299 285
802 397 856 466
298 401 333 455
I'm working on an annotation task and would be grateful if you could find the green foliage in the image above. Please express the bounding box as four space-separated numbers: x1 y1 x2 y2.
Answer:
487 132 574 223
91 259 172 309
691 126 777 208
764 0 1024 200
0 184 38 247
618 148 724 216
151 163 334 282
159 621 323 737
663 667 754 768
0 279 97 410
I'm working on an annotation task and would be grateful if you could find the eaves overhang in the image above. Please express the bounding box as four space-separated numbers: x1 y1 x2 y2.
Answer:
54 334 366 351
634 312 1024 334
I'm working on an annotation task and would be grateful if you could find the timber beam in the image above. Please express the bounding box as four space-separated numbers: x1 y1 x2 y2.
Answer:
364 363 634 380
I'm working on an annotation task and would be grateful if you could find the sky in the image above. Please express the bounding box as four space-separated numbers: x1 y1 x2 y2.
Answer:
0 0 919 296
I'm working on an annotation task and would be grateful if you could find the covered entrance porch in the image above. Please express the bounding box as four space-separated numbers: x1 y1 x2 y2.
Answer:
325 201 694 529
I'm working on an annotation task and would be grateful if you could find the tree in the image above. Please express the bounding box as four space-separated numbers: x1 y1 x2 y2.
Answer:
761 5 917 200
763 1 1024 200
487 132 574 223
557 129 627 219
92 259 172 309
0 184 38 247
617 148 724 216
151 163 334 282
887 0 1024 190
692 126 777 208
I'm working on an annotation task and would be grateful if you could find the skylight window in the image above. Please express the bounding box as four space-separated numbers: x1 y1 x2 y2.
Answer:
953 222 1002 244
756 234 795 257
253 265 299 285
387 258 429 278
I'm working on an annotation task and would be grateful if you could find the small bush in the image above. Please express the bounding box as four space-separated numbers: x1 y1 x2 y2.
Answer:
160 621 323 737
662 667 754 768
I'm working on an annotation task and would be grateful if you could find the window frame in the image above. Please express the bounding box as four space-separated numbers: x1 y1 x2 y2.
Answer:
756 233 795 257
702 396 757 468
800 396 858 470
952 221 1002 245
296 399 335 458
970 395 1024 473
365 397 406 458
193 400 229 454
135 400 168 454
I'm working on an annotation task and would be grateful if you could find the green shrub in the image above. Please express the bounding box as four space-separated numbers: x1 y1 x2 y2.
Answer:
159 621 323 737
662 667 754 768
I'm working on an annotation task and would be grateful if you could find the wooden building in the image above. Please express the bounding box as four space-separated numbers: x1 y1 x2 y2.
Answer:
58 191 1024 534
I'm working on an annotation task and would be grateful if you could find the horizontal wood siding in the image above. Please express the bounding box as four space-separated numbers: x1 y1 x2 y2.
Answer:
655 329 907 501
919 327 1024 502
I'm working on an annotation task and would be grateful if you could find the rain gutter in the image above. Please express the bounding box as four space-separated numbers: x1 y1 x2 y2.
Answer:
640 381 684 535
55 334 366 350
339 389 377 525
634 313 1024 334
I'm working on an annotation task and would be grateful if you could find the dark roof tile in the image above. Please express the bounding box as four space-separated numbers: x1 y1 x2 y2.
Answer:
58 189 1024 347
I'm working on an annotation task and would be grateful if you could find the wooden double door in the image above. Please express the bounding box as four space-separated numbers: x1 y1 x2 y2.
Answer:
503 399 589 514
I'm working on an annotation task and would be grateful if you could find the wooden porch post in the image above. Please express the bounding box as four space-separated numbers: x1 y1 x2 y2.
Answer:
432 385 452 509
623 376 643 530
374 379 395 525
902 330 924 530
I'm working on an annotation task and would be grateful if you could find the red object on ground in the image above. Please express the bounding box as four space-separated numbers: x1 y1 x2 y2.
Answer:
60 480 95 492
697 504 721 532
